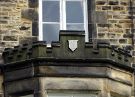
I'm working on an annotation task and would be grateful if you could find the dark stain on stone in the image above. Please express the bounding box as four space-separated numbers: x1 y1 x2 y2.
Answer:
19 26 30 30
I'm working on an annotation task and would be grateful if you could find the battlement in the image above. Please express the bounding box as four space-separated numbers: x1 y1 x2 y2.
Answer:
2 30 132 67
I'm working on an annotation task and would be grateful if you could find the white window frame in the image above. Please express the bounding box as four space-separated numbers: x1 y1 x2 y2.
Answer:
39 0 88 42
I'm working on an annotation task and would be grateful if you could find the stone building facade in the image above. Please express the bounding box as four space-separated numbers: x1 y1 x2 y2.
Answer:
0 0 135 61
0 0 38 63
0 0 135 97
1 31 134 97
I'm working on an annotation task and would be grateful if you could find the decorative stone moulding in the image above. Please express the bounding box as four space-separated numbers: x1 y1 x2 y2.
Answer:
2 30 132 67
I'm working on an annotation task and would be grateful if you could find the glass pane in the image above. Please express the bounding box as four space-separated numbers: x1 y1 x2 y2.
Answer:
47 92 97 97
48 92 71 97
43 24 59 43
67 23 84 30
66 1 84 23
20 95 33 97
42 1 60 22
74 94 97 97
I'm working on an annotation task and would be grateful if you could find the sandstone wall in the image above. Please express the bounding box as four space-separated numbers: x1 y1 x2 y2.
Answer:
94 0 135 65
0 0 135 62
95 0 134 46
0 0 38 62
0 0 134 97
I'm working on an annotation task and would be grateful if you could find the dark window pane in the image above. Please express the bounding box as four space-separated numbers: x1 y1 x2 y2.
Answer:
47 92 97 97
66 1 84 23
43 24 59 43
42 1 60 22
20 95 33 97
67 23 84 30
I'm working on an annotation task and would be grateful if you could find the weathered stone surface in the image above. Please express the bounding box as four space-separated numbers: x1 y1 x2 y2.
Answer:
95 0 133 47
88 0 97 38
40 77 132 97
5 78 37 93
0 75 3 93
0 16 10 20
19 26 30 30
0 0 133 53
108 80 132 97
0 0 37 57
0 3 16 7
1 7 12 11
29 0 38 8
108 67 132 84
4 67 34 81
108 20 118 23
109 1 119 5
96 1 107 5
37 66 107 76
108 33 116 38
98 33 106 38
123 33 133 38
0 35 2 41
113 6 124 11
102 6 111 10
32 22 38 36
119 19 132 23
0 48 4 56
119 39 127 44
0 0 17 2
121 1 129 6
123 23 133 28
0 0 134 97
96 11 107 23
0 0 132 55
114 24 122 28
98 24 112 28
19 36 37 44
110 39 118 44
21 9 38 21
3 36 18 41
3 32 132 67
0 20 8 24
42 77 103 90
0 54 4 64
1 42 19 48
88 24 97 39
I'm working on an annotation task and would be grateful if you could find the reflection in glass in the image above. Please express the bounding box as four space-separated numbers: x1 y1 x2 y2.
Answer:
66 1 84 23
43 24 59 43
42 1 60 22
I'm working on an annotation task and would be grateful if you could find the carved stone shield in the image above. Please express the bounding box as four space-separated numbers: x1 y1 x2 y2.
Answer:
68 40 78 52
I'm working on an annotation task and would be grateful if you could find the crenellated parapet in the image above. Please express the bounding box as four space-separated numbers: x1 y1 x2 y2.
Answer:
2 31 134 97
2 31 132 67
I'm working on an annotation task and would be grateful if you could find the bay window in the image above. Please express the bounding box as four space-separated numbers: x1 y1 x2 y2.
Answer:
39 0 88 43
